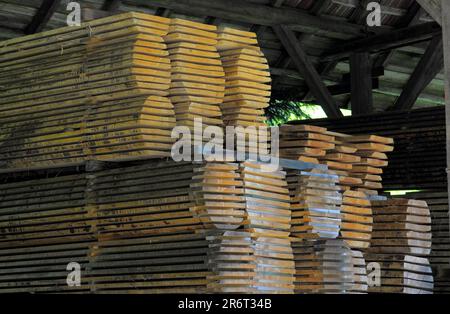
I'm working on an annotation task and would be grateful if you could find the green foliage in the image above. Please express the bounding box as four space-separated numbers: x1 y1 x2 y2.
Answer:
265 99 313 126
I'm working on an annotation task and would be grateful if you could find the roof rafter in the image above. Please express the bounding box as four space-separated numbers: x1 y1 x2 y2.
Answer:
322 21 442 62
273 25 343 118
416 0 442 25
391 35 444 111
25 0 61 34
131 0 377 39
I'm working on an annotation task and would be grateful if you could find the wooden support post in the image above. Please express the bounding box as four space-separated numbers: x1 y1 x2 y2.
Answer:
25 0 61 34
441 0 450 260
273 25 343 118
392 35 443 111
350 52 373 115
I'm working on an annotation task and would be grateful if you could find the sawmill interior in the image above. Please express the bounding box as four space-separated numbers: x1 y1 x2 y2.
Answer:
0 0 449 295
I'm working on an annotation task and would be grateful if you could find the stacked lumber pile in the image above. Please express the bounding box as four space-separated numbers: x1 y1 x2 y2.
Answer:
351 250 368 293
395 191 450 293
0 174 92 293
366 199 434 294
280 125 393 195
239 162 295 294
279 125 335 164
365 254 434 294
92 161 203 238
0 158 301 294
0 12 177 170
294 107 442 191
165 19 225 130
369 199 432 256
340 190 372 250
81 161 213 293
206 230 255 293
290 169 342 239
347 135 394 195
292 239 354 293
319 132 363 190
190 162 245 230
217 27 270 128
87 232 211 293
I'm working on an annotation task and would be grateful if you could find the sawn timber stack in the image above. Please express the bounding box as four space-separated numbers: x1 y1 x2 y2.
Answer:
0 13 179 170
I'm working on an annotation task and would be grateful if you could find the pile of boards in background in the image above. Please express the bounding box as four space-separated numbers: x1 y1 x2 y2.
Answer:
280 125 394 196
0 12 440 294
295 107 450 294
392 191 450 294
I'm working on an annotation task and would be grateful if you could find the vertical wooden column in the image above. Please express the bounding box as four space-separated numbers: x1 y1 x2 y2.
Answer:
350 52 373 115
442 1 450 258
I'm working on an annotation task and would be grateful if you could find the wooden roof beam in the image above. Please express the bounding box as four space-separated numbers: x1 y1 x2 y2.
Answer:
322 21 442 62
273 25 343 118
101 0 121 12
272 0 332 92
250 0 285 36
391 35 443 111
334 0 433 22
373 2 423 69
132 0 377 39
24 0 61 34
416 0 442 25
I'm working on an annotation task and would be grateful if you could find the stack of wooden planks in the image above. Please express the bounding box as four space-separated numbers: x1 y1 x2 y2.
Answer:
165 19 225 130
92 161 203 239
206 230 255 293
365 198 434 294
319 132 363 190
369 199 432 256
217 28 270 128
365 254 434 294
190 162 245 230
279 125 335 164
239 162 295 294
290 169 342 239
0 174 92 293
86 232 211 293
0 158 306 293
82 160 212 293
292 239 354 293
394 191 450 293
293 107 442 191
351 250 368 293
0 13 180 170
340 190 372 250
281 125 394 195
347 135 394 195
